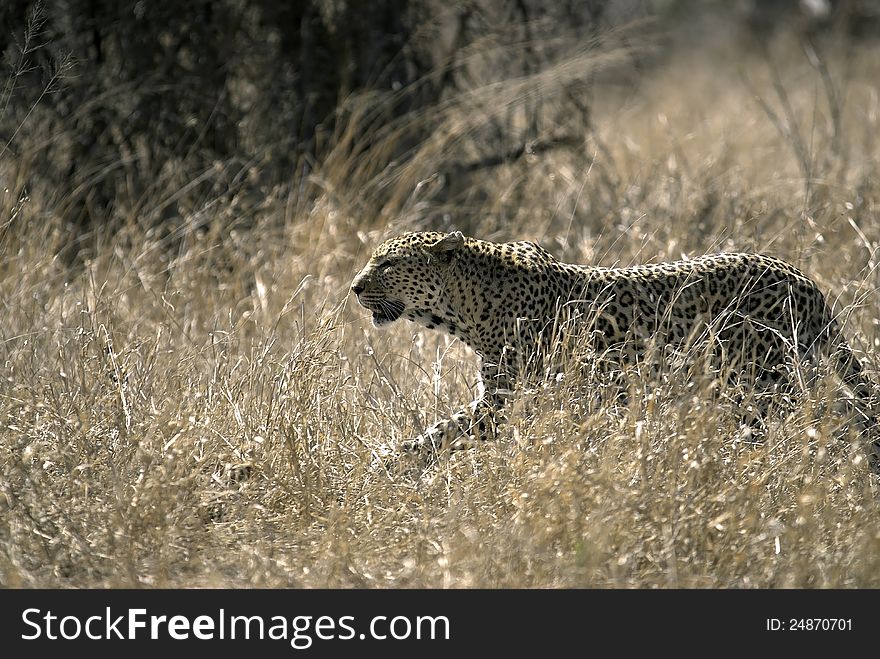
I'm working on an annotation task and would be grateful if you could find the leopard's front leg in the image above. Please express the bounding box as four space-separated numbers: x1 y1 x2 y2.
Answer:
398 362 512 465
399 397 499 457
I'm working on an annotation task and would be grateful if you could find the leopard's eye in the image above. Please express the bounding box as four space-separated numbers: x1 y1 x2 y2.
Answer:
377 260 393 271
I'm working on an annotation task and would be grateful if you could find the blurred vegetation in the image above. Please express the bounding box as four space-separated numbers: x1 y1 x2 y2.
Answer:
2 0 875 237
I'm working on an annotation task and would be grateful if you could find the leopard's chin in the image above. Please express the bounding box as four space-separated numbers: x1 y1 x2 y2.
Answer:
372 311 400 327
364 299 406 328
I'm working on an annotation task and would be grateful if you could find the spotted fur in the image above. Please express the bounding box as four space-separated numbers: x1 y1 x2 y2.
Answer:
352 231 879 472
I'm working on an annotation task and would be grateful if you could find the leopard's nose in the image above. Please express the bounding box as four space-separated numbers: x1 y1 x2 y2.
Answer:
351 281 365 295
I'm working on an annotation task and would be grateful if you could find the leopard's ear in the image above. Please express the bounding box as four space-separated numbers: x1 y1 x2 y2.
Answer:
424 231 465 260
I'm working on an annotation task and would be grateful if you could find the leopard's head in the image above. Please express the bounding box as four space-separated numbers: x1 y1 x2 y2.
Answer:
351 231 465 328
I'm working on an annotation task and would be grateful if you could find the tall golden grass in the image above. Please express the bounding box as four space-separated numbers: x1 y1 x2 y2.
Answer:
2 24 880 587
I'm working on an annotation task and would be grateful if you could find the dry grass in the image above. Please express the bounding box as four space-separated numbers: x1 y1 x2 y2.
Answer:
3 26 880 588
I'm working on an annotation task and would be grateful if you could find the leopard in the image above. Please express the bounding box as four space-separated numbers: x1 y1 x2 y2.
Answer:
351 230 880 473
